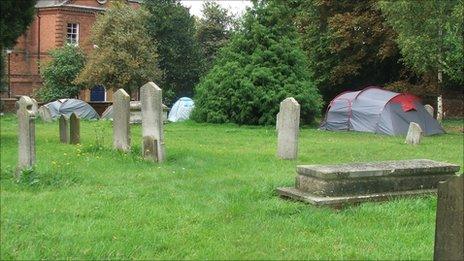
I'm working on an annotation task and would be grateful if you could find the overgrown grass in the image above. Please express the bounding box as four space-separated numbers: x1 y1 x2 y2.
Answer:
1 114 462 259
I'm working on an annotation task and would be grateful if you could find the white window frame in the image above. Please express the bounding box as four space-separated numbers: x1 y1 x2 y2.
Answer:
66 23 79 45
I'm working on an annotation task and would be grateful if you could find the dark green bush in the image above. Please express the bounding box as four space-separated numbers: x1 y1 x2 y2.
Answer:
192 1 322 125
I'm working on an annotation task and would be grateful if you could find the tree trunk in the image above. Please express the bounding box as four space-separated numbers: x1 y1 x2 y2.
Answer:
437 94 443 122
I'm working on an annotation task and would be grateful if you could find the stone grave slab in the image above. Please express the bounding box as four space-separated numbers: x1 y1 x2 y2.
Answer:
277 159 460 207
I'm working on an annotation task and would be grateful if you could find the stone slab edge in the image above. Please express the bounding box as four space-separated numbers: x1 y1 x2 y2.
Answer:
276 187 436 207
297 159 460 180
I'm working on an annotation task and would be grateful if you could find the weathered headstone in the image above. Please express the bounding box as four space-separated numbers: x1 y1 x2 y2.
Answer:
434 176 464 261
69 112 80 144
113 89 131 152
16 96 36 176
59 115 69 143
141 82 165 162
405 122 422 145
277 97 300 160
424 104 434 117
38 105 53 122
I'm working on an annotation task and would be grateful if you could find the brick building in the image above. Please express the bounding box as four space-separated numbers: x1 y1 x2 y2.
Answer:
3 0 140 102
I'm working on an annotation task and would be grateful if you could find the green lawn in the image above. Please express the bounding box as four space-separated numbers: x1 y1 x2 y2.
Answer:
1 115 462 260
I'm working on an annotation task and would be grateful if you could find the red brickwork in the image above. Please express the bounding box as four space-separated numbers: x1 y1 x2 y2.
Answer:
2 0 139 101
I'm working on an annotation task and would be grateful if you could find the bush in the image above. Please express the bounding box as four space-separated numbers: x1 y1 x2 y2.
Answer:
37 45 85 102
192 1 322 125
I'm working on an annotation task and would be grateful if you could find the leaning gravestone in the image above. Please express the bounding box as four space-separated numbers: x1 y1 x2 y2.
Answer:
405 122 422 145
59 115 69 143
277 97 300 160
140 82 165 162
434 176 463 261
69 112 80 144
424 104 434 117
113 89 131 152
16 96 36 176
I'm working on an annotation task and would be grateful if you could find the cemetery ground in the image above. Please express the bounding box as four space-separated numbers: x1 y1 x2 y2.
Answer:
0 115 462 260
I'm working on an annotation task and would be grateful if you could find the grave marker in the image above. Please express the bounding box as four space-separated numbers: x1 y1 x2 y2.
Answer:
16 96 36 176
405 122 422 145
70 113 80 144
277 97 300 159
59 115 69 143
113 89 131 151
424 104 434 117
140 82 165 162
38 105 53 122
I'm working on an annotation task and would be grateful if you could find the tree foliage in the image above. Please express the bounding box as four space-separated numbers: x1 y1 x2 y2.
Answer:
293 0 404 101
0 0 36 48
196 1 236 76
37 45 86 102
192 1 322 125
145 0 202 102
76 0 161 93
379 0 464 86
0 0 36 91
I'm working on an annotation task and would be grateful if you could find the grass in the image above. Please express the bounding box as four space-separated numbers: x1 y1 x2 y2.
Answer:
1 114 462 260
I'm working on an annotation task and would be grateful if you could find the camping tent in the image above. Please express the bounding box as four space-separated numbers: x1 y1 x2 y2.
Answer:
168 97 194 122
320 87 444 136
39 99 99 120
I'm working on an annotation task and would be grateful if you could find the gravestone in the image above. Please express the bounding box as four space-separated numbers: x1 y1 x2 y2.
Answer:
16 96 36 176
277 97 300 160
113 89 131 152
405 122 422 145
140 82 165 162
38 105 53 122
69 112 80 144
434 176 464 261
59 115 69 143
277 159 460 207
275 112 280 131
424 104 434 117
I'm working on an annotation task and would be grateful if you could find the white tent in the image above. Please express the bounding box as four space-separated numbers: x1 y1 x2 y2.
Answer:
168 97 194 122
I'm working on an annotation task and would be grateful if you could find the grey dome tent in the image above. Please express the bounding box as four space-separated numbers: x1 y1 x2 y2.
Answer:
320 87 444 136
39 99 99 120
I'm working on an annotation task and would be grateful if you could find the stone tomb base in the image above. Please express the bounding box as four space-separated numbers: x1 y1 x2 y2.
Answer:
277 159 460 207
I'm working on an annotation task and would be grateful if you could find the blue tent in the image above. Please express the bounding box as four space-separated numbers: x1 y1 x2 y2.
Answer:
168 97 194 122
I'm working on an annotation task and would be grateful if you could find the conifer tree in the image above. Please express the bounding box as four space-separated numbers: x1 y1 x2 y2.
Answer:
192 1 322 125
